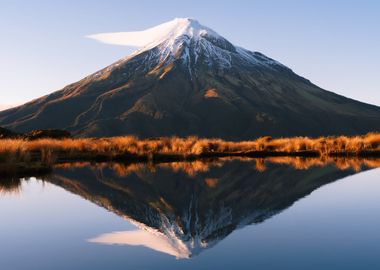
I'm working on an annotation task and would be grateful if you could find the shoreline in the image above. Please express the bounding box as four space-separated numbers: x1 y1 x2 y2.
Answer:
1 134 380 177
1 150 380 179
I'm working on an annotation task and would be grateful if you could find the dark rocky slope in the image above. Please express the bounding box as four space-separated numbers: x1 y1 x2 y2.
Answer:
1 18 379 139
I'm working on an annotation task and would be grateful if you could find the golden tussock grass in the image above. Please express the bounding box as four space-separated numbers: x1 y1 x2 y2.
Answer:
0 133 379 167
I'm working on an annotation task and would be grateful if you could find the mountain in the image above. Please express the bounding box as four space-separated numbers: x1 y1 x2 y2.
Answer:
0 127 19 139
47 160 361 258
1 18 379 139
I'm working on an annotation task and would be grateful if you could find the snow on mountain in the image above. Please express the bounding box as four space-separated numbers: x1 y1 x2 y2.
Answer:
2 18 379 138
87 18 285 75
87 18 225 51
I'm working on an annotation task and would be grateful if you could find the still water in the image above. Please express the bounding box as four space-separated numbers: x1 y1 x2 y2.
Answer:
1 158 380 270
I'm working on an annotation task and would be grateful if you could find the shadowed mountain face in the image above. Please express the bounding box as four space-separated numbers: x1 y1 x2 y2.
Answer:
44 159 362 258
0 18 379 139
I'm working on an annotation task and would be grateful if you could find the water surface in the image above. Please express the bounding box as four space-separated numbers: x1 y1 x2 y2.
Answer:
1 158 380 269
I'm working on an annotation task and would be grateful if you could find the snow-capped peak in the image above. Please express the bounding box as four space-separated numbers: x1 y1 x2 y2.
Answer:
87 18 223 51
88 18 285 77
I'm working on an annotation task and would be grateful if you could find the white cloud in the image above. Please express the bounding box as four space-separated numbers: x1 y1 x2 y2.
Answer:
86 19 180 47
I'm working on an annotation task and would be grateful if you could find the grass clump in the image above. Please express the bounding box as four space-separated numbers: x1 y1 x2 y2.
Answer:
0 133 379 167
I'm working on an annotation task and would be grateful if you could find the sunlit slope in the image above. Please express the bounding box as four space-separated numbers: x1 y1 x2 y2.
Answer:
1 18 379 139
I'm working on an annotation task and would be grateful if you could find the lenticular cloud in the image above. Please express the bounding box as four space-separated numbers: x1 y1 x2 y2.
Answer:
86 18 186 47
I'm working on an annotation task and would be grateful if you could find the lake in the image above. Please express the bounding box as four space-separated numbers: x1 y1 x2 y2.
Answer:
1 158 380 270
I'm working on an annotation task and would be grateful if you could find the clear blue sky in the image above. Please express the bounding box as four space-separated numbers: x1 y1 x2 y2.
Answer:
1 0 379 108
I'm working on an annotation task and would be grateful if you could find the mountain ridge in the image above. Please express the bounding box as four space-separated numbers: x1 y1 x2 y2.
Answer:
1 18 379 139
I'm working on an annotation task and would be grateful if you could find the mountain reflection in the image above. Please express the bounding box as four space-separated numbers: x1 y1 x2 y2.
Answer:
46 158 378 258
1 158 379 258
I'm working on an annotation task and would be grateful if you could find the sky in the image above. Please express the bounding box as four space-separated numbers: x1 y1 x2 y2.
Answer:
0 0 379 109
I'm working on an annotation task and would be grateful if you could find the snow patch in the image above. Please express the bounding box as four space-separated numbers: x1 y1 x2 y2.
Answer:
87 18 222 51
87 18 286 78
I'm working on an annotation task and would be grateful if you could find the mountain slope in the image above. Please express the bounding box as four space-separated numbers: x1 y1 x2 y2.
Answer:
1 18 379 139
